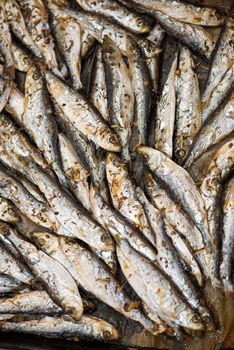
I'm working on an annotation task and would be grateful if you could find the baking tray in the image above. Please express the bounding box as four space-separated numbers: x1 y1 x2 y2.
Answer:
0 0 233 349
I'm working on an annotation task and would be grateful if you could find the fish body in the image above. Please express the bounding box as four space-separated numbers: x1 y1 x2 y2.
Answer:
174 47 201 164
58 133 91 211
130 0 224 26
154 52 177 158
5 86 24 123
11 41 33 72
0 315 119 341
202 12 234 122
220 177 234 292
75 0 151 34
24 66 68 188
103 37 134 164
2 227 84 320
43 69 120 152
117 239 204 331
51 15 82 90
185 93 234 168
0 196 20 223
17 0 59 70
5 0 41 57
106 153 155 245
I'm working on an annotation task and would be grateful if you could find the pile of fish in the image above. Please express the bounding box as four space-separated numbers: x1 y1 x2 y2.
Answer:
0 0 233 347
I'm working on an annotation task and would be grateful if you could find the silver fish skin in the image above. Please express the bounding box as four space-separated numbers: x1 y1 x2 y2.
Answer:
202 11 234 121
0 166 57 231
128 38 152 150
90 184 158 262
130 0 224 26
75 0 151 34
58 133 91 211
0 315 119 341
17 0 59 71
134 189 211 326
0 274 26 293
5 0 41 57
103 37 134 164
174 47 201 164
138 147 210 248
0 3 14 80
51 15 82 90
58 235 159 335
154 52 177 158
106 153 155 246
5 86 24 123
0 290 61 315
34 231 155 333
135 187 204 287
200 139 234 281
43 69 121 152
80 30 96 59
2 227 84 320
0 196 19 223
27 161 114 253
0 223 33 285
18 176 46 203
11 41 33 72
201 66 234 124
152 11 216 61
220 177 234 292
138 37 162 93
90 45 109 121
185 92 234 168
144 171 204 252
24 66 68 188
117 239 204 331
0 113 54 182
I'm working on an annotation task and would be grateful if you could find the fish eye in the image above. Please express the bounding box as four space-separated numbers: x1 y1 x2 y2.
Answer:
103 330 111 339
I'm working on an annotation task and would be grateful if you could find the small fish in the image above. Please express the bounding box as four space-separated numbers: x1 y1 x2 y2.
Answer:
130 0 224 26
90 184 158 262
152 11 216 61
17 0 59 71
51 14 82 90
5 86 24 123
174 47 201 164
200 139 234 282
0 113 54 183
106 153 155 245
90 45 109 121
75 0 151 34
0 165 57 231
0 315 119 341
58 235 158 335
220 177 234 292
0 196 20 224
184 92 234 167
201 66 234 124
43 68 121 152
117 239 204 331
0 223 33 285
0 3 14 80
5 0 41 57
18 176 46 203
27 161 114 254
58 133 91 211
11 41 33 73
103 37 134 164
138 146 210 247
0 290 61 315
24 65 68 188
80 29 96 59
143 171 205 253
154 51 178 158
136 187 204 287
202 10 234 122
1 227 84 320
